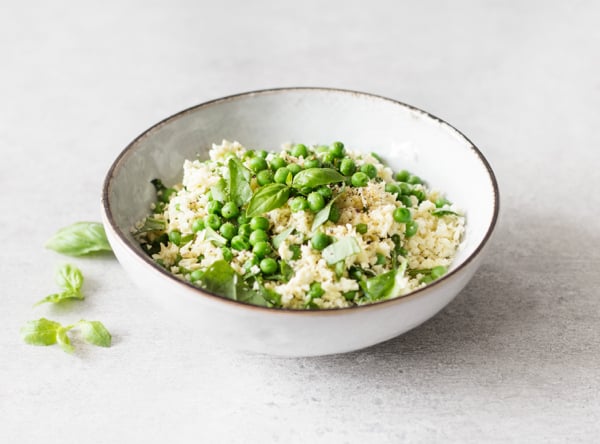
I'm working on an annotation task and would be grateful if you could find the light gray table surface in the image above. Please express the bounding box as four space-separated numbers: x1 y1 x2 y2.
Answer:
2 1 599 442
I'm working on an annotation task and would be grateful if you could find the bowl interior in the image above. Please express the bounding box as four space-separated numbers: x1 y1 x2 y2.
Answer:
105 88 497 278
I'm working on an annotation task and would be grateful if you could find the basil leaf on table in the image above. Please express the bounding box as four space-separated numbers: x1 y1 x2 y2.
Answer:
21 318 112 353
77 320 112 347
246 183 290 217
20 318 62 346
291 168 345 189
45 222 112 256
56 327 75 354
34 263 85 306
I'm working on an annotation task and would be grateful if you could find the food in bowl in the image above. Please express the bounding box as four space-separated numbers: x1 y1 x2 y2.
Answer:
134 139 465 309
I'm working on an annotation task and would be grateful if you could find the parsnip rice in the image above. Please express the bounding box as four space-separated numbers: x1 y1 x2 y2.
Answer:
134 140 465 309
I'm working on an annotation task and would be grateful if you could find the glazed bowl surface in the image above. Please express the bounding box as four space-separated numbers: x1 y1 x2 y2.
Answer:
102 88 499 356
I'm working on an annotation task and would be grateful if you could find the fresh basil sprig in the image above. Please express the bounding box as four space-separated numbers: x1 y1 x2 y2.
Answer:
246 183 291 217
20 318 112 354
46 222 112 256
34 263 84 306
291 168 345 189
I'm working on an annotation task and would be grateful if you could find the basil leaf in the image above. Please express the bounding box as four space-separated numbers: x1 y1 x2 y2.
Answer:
272 226 294 249
56 327 75 354
77 320 112 348
34 291 83 307
45 222 112 256
134 217 166 234
236 284 269 307
210 178 227 203
200 260 237 299
203 226 227 246
321 237 361 265
246 183 290 217
55 263 83 294
20 318 61 346
360 260 407 301
311 189 344 233
432 209 459 217
228 157 253 207
291 168 345 189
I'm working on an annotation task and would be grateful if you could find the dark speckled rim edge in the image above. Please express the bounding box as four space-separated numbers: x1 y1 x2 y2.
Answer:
102 87 500 316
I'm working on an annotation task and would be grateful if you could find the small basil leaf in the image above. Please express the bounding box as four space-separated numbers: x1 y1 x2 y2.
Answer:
272 226 295 249
200 260 237 299
311 189 345 233
134 217 166 234
210 178 227 203
321 237 361 265
246 183 290 217
20 318 61 346
33 291 84 307
228 157 253 207
203 226 227 246
291 168 345 189
45 222 112 256
77 320 112 348
360 259 407 301
432 209 459 217
55 263 83 294
56 327 75 354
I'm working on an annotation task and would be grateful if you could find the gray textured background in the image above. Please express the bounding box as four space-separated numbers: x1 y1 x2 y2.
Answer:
1 1 599 442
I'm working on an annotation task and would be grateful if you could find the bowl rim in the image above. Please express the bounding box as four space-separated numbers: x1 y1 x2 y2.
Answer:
102 86 500 316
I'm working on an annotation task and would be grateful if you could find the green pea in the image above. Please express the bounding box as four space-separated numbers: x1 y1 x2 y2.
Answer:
351 172 369 187
243 150 255 159
328 205 341 223
308 281 325 299
219 222 237 240
256 149 268 159
291 143 309 158
238 223 252 238
159 188 177 203
191 218 205 233
299 186 313 195
207 200 222 215
231 235 250 251
249 156 268 173
360 163 377 179
393 207 412 223
289 196 308 213
269 156 287 171
376 253 386 265
395 170 411 182
304 159 320 169
190 269 204 282
339 158 356 176
250 216 270 231
259 258 278 274
205 213 222 230
311 232 332 250
221 246 233 262
321 152 335 165
330 141 345 158
252 241 271 258
399 195 413 207
411 189 426 202
408 175 422 185
168 230 182 246
385 183 400 195
287 163 302 175
249 229 268 246
356 223 368 234
316 186 333 199
398 182 412 195
405 220 418 238
256 169 274 186
307 192 325 212
221 202 239 219
237 214 251 225
274 167 291 184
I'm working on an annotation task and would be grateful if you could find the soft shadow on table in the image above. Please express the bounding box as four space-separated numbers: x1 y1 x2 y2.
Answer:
268 209 600 375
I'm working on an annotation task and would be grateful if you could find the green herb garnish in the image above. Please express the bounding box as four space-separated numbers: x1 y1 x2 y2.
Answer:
34 263 84 306
46 222 112 256
20 318 112 354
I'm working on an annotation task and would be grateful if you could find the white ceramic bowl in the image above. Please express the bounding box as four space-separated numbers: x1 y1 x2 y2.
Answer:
102 88 499 357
